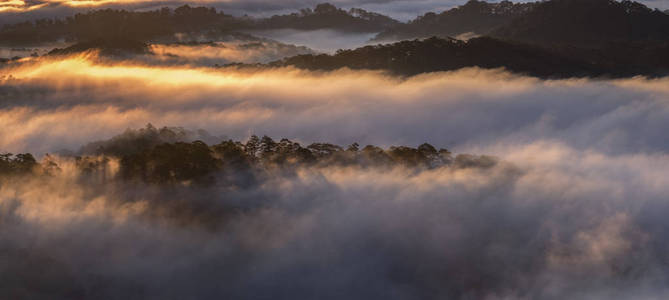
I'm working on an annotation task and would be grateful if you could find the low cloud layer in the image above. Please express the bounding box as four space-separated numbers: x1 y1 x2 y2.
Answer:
2 55 669 156
2 32 669 299
148 40 315 64
245 29 377 53
2 141 669 299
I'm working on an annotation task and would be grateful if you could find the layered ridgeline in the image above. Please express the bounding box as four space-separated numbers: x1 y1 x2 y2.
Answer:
2 0 667 48
44 33 316 65
36 35 669 79
276 0 669 78
3 0 669 78
0 3 399 46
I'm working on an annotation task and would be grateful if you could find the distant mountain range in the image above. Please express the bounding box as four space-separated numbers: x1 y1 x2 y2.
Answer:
0 3 400 46
3 0 667 49
4 0 669 79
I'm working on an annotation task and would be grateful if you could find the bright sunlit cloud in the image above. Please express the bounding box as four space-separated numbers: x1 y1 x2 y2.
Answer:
2 54 669 156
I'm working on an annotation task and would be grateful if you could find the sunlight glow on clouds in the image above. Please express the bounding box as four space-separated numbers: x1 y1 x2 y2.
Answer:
2 54 669 155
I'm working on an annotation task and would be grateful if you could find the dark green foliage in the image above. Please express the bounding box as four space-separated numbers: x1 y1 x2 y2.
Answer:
0 153 38 176
80 124 206 157
388 146 429 167
120 141 220 184
108 135 482 185
212 140 252 170
265 138 317 165
360 145 392 165
7 128 498 185
258 135 277 159
244 135 261 159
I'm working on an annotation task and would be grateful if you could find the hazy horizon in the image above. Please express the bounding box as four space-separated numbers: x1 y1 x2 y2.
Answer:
1 0 667 23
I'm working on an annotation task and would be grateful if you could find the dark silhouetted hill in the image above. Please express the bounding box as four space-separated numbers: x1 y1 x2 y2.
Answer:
491 0 669 46
374 0 669 47
47 38 150 56
373 0 535 41
273 36 669 78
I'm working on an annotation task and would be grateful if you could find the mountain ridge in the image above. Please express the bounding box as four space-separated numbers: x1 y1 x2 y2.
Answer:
271 36 669 78
492 0 669 46
373 0 535 42
373 0 669 47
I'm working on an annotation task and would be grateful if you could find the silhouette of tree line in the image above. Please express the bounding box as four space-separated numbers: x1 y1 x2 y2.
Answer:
273 35 669 78
0 153 38 176
0 125 499 185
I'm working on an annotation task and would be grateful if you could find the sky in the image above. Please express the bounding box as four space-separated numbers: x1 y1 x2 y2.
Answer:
0 0 667 23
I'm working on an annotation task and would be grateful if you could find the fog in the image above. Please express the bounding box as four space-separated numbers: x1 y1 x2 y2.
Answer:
2 55 669 155
3 141 669 299
148 40 315 65
246 29 378 53
2 48 669 299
